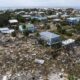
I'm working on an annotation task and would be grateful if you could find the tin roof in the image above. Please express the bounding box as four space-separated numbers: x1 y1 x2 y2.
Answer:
0 27 14 34
53 19 61 22
31 16 47 20
40 31 60 39
67 17 77 21
26 23 34 28
47 15 58 18
22 15 31 18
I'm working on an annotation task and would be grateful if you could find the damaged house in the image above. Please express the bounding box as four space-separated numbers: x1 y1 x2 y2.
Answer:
39 31 61 45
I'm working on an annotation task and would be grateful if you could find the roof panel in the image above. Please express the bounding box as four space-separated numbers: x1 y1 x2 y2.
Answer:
40 31 60 39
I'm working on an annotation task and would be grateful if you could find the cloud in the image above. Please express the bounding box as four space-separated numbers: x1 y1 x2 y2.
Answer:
0 0 80 8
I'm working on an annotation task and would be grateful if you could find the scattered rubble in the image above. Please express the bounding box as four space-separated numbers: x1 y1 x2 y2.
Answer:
48 72 68 80
0 32 79 79
2 75 7 80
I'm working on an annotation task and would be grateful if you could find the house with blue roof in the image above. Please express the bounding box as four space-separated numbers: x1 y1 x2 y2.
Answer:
39 31 61 45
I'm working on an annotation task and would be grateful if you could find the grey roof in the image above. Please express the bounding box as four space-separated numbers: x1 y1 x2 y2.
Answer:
31 16 47 20
0 27 14 34
40 31 60 39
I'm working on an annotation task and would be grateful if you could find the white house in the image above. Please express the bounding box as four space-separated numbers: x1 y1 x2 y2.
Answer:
9 19 18 28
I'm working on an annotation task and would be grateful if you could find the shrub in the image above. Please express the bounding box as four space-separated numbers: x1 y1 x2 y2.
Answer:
23 30 29 36
51 50 60 59
16 15 25 23
66 31 73 36
11 31 16 37
75 37 80 44
59 29 66 34
60 21 68 26
22 24 26 30
68 75 78 80
46 25 50 29
38 38 47 46
35 31 40 37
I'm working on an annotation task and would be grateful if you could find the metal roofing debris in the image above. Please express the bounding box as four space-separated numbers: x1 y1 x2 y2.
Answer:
62 39 75 45
35 59 44 64
53 19 61 22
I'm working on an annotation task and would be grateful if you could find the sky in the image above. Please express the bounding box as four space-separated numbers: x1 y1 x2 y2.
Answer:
0 0 80 8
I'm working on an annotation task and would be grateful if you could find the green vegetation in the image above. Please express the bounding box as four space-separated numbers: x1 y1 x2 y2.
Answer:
16 15 25 23
66 31 73 36
56 23 73 37
75 37 80 44
11 31 16 37
35 31 40 37
0 10 11 27
22 24 26 29
21 24 29 37
56 23 66 34
46 24 50 29
31 18 38 24
75 23 80 31
37 38 47 46
60 21 68 26
23 30 29 37
68 75 78 80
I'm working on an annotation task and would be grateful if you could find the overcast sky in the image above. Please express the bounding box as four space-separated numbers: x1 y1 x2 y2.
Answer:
0 0 80 8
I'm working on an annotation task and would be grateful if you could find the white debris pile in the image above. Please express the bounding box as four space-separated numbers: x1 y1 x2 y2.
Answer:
2 75 7 80
62 39 75 46
48 72 68 80
5 70 43 80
